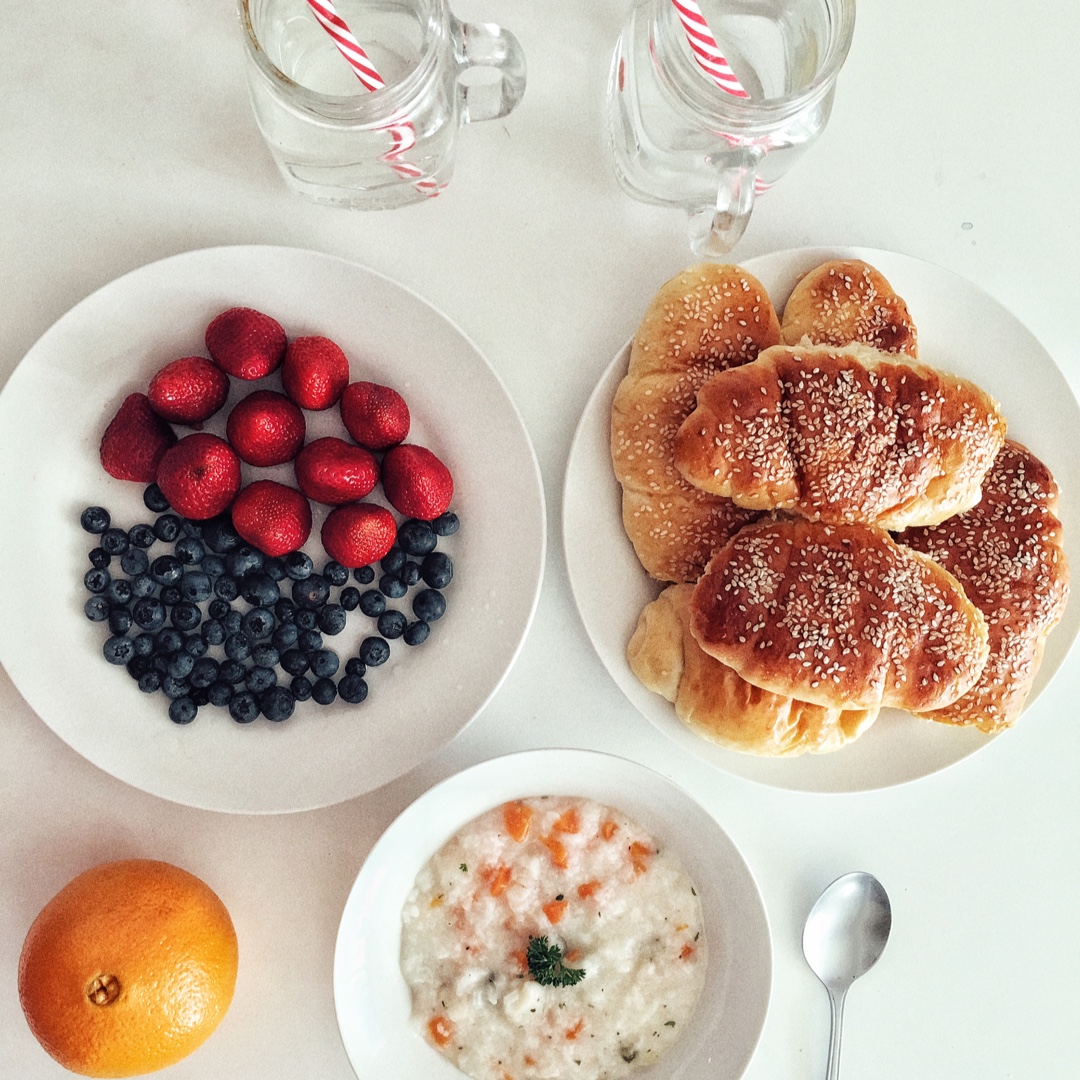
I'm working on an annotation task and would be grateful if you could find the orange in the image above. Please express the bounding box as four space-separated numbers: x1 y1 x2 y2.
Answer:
18 859 238 1078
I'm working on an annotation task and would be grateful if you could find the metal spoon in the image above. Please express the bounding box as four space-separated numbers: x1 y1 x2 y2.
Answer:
802 872 892 1080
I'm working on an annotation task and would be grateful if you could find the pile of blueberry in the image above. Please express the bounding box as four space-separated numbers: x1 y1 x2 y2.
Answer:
80 484 456 725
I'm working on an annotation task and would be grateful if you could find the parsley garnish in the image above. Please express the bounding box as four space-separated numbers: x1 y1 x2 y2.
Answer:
526 935 586 987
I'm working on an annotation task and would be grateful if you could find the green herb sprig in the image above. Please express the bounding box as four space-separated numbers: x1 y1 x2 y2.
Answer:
526 935 586 988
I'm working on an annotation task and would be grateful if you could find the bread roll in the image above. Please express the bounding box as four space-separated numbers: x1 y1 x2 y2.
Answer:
673 342 1006 530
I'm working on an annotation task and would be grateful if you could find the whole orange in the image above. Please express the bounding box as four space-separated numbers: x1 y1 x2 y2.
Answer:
18 859 238 1078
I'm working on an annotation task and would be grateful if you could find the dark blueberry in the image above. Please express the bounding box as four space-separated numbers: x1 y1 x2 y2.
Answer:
377 610 407 639
344 657 367 678
100 528 129 556
84 567 110 594
219 659 247 684
340 586 361 611
155 628 184 654
150 555 183 586
229 691 260 724
260 686 295 722
403 620 430 646
171 602 202 632
80 506 111 534
201 553 226 579
432 511 459 536
295 609 319 631
179 571 213 604
245 665 277 694
379 574 407 599
251 643 280 668
120 548 150 577
143 483 170 512
311 677 337 705
226 546 264 578
159 585 183 608
241 607 276 640
297 629 324 655
352 565 376 585
162 675 189 700
275 597 297 624
323 561 349 587
358 637 390 667
290 675 314 702
337 674 368 704
280 649 310 676
167 652 196 679
181 518 204 538
241 572 280 607
309 649 340 679
152 654 171 675
283 551 314 580
271 622 299 651
397 520 438 556
207 681 233 707
201 619 226 647
108 608 133 635
126 655 153 679
222 610 243 635
131 633 155 657
189 686 210 707
413 589 446 623
190 657 220 688
128 523 156 549
359 589 386 617
208 598 232 621
175 536 206 565
292 574 330 609
169 697 198 724
130 572 157 599
214 574 240 601
183 635 208 658
420 552 453 589
88 547 111 569
263 557 287 581
137 670 163 694
317 604 347 636
224 633 252 661
202 515 241 553
153 514 182 543
401 561 422 587
380 548 407 575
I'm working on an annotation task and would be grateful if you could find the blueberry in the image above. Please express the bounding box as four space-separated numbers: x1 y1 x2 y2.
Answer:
377 610 407 639
179 571 213 604
130 572 157 599
181 519 204 538
207 681 233 707
88 547 111 569
358 590 386 617
241 607 276 640
154 514 182 542
294 609 318 631
108 608 133 635
131 633 155 657
190 686 210 707
352 565 376 585
397 520 437 556
263 557 287 581
138 670 163 694
337 674 368 704
279 649 310 676
229 691 260 724
128 523 156 550
167 652 196 679
297 629 324 655
340 586 360 611
162 675 189 700
169 697 198 724
214 574 240 601
80 506 111 534
224 633 252 661
245 666 277 694
275 597 297 624
379 574 407 599
203 516 241 554
271 622 299 651
202 553 226 579
152 655 171 675
251 643 280 668
143 483 170 512
309 649 340 679
260 686 295 722
344 657 367 678
241 572 280 607
401 561 422 587
201 619 226 646
292 574 330 609
283 551 314 580
432 511 459 536
403 620 431 646
317 604 347 636
120 548 150 576
171 602 202 632
290 675 314 702
311 677 337 705
420 552 453 589
159 585 183 607
126 655 153 679
150 555 183 586
175 536 206 565
155 628 184 654
323 561 350 587
190 657 220 688
358 637 390 666
84 567 110 594
380 547 407 575
413 589 446 622
208 598 232 621
226 546 264 578
222 610 243 635
219 660 247 684
183 635 208 658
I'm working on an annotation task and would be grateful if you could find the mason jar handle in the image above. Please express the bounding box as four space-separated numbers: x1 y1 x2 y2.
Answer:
451 16 527 123
687 146 761 258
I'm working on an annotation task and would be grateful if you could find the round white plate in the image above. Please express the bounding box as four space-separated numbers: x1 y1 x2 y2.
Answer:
0 246 545 813
563 247 1080 793
333 748 772 1080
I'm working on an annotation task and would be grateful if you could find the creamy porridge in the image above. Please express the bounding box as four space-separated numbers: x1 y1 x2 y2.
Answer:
400 796 707 1080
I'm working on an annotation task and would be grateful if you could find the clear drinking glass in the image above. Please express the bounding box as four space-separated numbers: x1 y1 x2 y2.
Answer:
606 0 855 256
239 0 526 208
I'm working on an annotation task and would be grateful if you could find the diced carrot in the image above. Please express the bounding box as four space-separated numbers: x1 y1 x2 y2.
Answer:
564 949 582 964
553 807 580 834
679 943 695 960
541 834 569 869
524 1055 537 1067
503 1072 514 1080
488 864 512 897
503 801 534 842
428 1015 454 1048
629 840 652 874
511 949 528 973
543 898 568 924
599 820 619 841
576 879 601 899
565 1018 584 1040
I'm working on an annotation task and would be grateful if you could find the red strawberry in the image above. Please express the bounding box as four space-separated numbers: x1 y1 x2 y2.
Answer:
156 432 242 520
205 307 287 381
381 444 453 520
294 437 379 505
230 480 312 557
339 381 410 450
99 392 178 482
225 390 306 467
147 355 230 425
321 503 397 568
282 336 350 411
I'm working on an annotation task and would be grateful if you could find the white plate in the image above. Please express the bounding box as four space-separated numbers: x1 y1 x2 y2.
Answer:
333 748 772 1080
0 246 545 813
563 247 1080 793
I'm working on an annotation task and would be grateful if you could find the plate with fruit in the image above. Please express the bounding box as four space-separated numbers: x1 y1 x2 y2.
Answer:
0 246 544 813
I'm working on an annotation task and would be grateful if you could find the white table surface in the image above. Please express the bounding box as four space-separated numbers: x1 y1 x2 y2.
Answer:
3 1 1079 1077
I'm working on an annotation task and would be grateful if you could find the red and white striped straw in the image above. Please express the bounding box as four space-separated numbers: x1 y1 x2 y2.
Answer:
670 0 749 99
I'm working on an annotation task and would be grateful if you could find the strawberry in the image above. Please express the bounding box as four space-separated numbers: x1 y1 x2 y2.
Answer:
156 432 242 520
230 480 312 557
321 503 397 568
294 437 379 505
147 355 230 425
339 381 410 450
205 307 287 381
100 392 178 482
225 390 306 467
381 444 454 520
282 336 350 411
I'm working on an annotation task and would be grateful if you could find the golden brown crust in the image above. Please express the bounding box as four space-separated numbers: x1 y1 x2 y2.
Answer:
673 342 1006 530
610 264 781 582
689 519 990 712
628 584 878 755
781 259 918 356
898 441 1070 732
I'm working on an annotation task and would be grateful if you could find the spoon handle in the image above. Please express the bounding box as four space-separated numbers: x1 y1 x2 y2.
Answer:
825 988 847 1080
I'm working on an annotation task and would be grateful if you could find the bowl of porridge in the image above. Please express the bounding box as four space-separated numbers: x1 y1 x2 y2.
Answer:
333 749 772 1080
